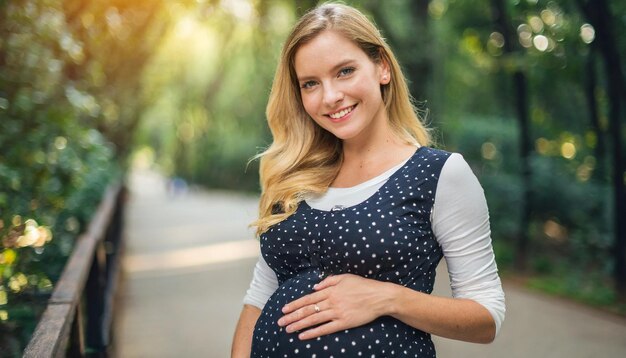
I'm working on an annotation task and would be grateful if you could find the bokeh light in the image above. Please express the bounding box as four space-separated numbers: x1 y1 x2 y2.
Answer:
540 9 556 26
544 219 567 242
561 142 576 159
481 142 498 160
489 32 505 48
533 35 549 51
428 0 448 19
529 16 544 33
580 23 595 44
518 23 533 48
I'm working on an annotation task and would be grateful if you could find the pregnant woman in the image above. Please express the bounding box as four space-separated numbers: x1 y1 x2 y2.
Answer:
232 3 505 357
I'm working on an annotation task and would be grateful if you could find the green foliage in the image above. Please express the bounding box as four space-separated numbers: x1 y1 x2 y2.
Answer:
442 115 523 239
0 121 120 356
443 113 618 307
0 0 155 354
527 269 624 313
135 1 288 191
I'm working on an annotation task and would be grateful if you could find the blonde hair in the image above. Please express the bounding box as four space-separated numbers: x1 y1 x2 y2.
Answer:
252 2 430 236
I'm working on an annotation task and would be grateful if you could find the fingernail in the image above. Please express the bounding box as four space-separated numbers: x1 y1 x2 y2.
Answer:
286 326 293 333
313 284 318 289
282 305 288 312
277 318 284 326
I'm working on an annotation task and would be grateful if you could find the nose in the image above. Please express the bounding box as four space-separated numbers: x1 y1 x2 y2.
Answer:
322 82 344 107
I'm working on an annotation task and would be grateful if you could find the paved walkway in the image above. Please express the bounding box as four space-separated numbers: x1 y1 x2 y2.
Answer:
114 170 626 357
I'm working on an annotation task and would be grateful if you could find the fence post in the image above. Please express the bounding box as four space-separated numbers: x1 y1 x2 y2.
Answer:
22 184 124 358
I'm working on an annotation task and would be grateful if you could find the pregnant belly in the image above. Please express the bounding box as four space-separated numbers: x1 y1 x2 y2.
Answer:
250 270 435 357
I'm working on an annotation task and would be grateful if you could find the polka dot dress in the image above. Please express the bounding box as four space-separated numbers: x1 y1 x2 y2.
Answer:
251 147 451 357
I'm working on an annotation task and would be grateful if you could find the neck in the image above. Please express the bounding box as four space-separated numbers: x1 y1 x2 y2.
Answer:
341 114 405 161
332 128 417 188
342 132 403 162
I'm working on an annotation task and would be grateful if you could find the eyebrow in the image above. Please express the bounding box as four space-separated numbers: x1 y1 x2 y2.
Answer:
296 59 357 82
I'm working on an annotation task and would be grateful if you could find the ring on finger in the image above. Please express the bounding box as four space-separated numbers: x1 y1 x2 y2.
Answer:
314 303 321 313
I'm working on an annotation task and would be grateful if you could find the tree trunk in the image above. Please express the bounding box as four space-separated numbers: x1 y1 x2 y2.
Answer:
583 48 607 183
366 1 432 109
491 0 532 270
406 0 432 105
577 0 626 296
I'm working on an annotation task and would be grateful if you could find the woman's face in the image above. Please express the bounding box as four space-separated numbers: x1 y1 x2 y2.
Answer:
294 30 390 143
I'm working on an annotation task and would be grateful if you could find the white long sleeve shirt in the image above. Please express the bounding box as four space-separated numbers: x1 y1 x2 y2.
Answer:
243 153 506 335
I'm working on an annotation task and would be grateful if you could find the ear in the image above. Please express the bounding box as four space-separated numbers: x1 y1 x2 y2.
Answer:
379 58 391 85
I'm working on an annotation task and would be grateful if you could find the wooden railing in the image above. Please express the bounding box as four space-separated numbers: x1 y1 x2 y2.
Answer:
23 184 126 358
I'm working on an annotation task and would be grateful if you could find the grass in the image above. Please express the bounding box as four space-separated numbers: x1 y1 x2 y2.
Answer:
524 273 626 316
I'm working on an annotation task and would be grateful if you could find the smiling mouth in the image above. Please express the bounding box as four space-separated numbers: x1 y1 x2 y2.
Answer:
328 104 356 119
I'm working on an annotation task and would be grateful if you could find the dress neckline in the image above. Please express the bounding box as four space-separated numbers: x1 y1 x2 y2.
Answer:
302 146 425 214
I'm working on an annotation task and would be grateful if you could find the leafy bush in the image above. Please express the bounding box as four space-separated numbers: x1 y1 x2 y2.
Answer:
442 115 522 242
443 115 617 308
0 1 123 354
0 117 120 355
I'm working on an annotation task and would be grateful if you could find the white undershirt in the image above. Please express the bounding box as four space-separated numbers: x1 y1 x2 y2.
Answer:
243 153 506 335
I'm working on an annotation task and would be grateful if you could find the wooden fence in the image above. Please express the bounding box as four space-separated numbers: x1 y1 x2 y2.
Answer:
22 184 126 358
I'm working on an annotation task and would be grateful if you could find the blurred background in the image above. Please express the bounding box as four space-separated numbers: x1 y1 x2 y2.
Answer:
1 0 625 356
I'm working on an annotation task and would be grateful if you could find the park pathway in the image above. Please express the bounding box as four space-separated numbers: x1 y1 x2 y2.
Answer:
114 170 626 357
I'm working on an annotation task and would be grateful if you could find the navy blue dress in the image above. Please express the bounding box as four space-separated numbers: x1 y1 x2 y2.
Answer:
251 147 451 357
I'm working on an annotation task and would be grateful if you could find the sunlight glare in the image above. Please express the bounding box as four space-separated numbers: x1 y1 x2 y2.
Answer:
105 7 123 32
132 146 156 170
123 239 260 274
175 16 196 39
221 0 254 21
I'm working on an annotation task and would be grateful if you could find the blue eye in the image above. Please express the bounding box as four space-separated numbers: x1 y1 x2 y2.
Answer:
301 81 317 89
338 67 355 76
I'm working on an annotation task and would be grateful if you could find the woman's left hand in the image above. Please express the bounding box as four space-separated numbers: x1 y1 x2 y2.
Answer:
277 274 394 340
